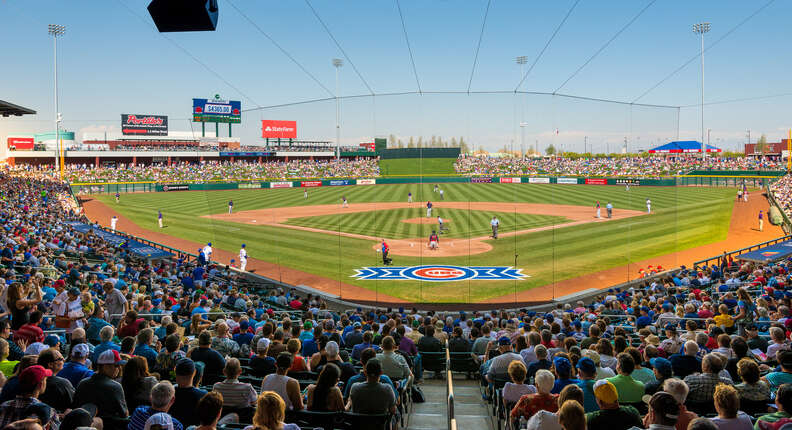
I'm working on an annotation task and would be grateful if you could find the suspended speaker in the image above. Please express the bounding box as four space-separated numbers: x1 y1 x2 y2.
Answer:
147 0 218 32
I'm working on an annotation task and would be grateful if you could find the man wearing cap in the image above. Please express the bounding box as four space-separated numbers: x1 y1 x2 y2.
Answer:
170 359 207 427
577 357 600 412
552 356 580 394
37 347 74 412
201 242 212 265
238 244 247 272
486 337 522 383
585 380 642 430
659 324 684 356
57 343 94 389
345 322 364 348
73 349 128 420
129 380 183 430
606 353 645 404
637 391 680 430
644 358 673 396
250 338 276 377
0 365 58 429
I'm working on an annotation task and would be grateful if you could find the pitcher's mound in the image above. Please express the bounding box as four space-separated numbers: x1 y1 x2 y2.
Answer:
402 217 451 224
373 238 491 257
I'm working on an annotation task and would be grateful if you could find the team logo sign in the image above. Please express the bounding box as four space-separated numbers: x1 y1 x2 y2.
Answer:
352 265 527 282
762 251 780 257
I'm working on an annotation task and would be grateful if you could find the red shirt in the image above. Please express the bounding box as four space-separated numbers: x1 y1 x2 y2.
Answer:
118 318 144 338
511 393 558 420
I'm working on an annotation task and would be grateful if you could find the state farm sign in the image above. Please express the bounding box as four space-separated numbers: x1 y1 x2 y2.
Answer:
261 120 297 139
121 114 168 136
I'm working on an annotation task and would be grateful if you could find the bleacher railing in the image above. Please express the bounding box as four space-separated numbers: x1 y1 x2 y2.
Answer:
445 340 455 430
766 178 792 235
693 234 792 268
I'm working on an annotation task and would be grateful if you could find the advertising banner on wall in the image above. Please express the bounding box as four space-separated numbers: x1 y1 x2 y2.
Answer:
357 179 376 185
614 178 640 186
499 177 522 184
238 183 262 189
301 181 322 187
528 177 550 184
329 180 351 186
7 137 34 150
121 114 168 136
471 177 493 183
270 181 293 188
162 184 189 191
261 120 297 139
193 97 241 123
585 178 607 185
557 178 578 184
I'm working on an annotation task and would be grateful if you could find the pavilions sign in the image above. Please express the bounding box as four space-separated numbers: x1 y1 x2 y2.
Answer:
121 114 168 136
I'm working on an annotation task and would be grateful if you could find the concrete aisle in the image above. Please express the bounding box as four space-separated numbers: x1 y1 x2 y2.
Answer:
406 375 493 430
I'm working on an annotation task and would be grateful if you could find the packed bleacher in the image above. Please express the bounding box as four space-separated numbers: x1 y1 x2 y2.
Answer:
454 155 785 177
771 175 792 219
3 168 792 430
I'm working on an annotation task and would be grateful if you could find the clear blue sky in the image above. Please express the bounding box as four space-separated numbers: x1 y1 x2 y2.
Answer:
1 0 790 153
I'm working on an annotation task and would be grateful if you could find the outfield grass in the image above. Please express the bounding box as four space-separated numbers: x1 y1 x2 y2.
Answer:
95 183 735 302
285 207 570 239
379 158 457 175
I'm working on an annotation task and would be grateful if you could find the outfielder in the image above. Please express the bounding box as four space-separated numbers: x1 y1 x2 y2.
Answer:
491 216 499 239
438 215 449 233
228 199 233 214
426 201 433 217
158 210 163 228
304 189 308 199
115 192 120 203
408 192 412 203
239 244 248 271
646 198 651 214
439 189 444 200
342 196 349 208
596 201 601 219
428 230 439 250
110 215 118 231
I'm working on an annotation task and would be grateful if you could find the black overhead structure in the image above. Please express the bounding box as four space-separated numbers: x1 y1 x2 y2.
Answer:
0 100 36 117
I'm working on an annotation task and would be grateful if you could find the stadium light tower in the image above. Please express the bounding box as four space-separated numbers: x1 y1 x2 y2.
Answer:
693 22 710 160
48 24 66 179
333 58 343 160
516 56 527 156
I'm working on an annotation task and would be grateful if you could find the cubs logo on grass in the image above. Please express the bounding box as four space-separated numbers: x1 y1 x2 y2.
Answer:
352 265 527 282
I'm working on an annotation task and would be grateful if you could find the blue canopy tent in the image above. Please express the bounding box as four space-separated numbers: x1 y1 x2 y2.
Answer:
648 140 722 154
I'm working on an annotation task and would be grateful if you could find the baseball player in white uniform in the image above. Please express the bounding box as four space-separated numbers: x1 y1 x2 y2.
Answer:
239 244 248 271
342 196 349 208
110 215 118 231
408 192 412 203
228 199 233 214
202 242 213 262
646 198 651 214
304 189 308 199
439 189 444 200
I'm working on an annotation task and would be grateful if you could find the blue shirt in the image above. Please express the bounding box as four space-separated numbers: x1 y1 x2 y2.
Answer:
133 344 158 369
343 373 397 399
92 341 121 364
129 407 183 430
85 317 112 343
551 378 580 394
58 361 94 388
577 379 600 413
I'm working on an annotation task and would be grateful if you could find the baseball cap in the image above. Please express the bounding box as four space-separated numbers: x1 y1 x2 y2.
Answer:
44 334 60 347
60 406 96 430
96 349 126 366
650 357 673 377
780 350 792 368
174 358 196 376
257 337 271 352
647 391 679 421
553 357 572 375
576 357 596 375
23 402 54 427
498 336 511 346
581 349 601 365
593 379 619 404
145 413 174 430
19 365 52 390
71 343 90 358
664 323 677 332
68 287 80 296
25 342 48 356
353 321 362 328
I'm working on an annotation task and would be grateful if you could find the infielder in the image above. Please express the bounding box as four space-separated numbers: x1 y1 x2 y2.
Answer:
342 196 349 208
228 199 233 214
438 215 449 233
304 189 308 199
407 192 412 203
115 192 120 203
596 201 601 219
744 190 749 202
426 201 433 217
239 244 248 271
646 198 651 214
491 216 499 239
158 210 163 228
428 230 439 250
759 210 764 232
439 189 445 200
626 184 630 192
110 215 118 231
606 202 613 218
202 242 213 264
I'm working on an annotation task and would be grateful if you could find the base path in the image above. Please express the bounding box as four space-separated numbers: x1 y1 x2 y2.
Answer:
80 198 409 304
485 195 784 304
204 202 643 257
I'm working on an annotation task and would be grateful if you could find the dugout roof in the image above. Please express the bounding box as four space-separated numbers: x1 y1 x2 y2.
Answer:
0 100 36 117
648 140 722 154
736 239 792 263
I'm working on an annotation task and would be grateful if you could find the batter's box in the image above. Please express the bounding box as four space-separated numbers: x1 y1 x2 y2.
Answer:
352 265 528 281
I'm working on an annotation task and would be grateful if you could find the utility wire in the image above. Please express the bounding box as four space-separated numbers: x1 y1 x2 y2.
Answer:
679 91 792 108
227 0 335 98
554 0 656 94
632 0 776 103
514 0 581 91
467 0 492 93
115 0 262 109
304 0 375 95
395 0 422 94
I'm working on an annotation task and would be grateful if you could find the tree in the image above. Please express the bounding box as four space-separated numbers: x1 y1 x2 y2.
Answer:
388 134 397 148
756 134 768 155
430 135 437 148
451 137 458 148
397 139 404 148
408 137 415 148
546 144 556 155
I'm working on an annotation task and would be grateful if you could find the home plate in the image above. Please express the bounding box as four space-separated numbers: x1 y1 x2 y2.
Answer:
252 220 257 223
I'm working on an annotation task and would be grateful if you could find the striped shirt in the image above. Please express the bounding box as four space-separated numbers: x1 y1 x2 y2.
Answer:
128 407 183 430
212 379 257 408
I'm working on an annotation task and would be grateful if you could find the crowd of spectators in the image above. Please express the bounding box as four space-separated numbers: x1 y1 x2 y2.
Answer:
454 155 784 177
771 175 792 219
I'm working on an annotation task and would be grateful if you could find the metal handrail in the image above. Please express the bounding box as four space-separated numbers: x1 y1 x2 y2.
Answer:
693 234 792 267
446 340 455 430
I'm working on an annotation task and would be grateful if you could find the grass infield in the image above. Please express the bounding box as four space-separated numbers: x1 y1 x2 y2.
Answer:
94 183 735 302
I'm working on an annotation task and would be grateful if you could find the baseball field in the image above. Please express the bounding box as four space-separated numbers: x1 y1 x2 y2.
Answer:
80 181 780 305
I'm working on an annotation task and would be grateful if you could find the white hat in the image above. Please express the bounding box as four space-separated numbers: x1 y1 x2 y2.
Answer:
144 413 174 430
71 343 90 358
96 349 126 365
25 342 48 356
257 337 271 352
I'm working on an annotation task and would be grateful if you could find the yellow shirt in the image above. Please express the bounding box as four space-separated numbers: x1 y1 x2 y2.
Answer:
0 360 19 378
713 314 734 328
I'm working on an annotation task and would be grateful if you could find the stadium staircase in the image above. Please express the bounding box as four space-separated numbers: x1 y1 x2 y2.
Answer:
407 375 492 430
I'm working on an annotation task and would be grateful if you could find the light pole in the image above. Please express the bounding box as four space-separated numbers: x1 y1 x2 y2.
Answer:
584 135 588 154
333 58 343 160
693 22 710 160
516 56 527 157
707 128 711 154
520 122 528 156
48 24 65 179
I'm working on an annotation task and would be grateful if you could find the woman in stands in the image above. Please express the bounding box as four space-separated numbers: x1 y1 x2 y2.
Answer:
735 358 770 411
122 356 158 411
250 391 299 430
526 384 584 430
286 339 307 372
7 281 41 330
503 361 536 405
305 363 344 412
510 369 558 421
189 313 211 336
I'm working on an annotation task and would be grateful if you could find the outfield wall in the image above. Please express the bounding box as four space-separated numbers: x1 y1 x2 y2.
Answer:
70 174 776 194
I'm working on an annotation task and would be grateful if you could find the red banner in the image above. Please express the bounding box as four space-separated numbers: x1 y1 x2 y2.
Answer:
301 181 322 187
261 120 297 139
7 137 34 150
585 178 607 185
